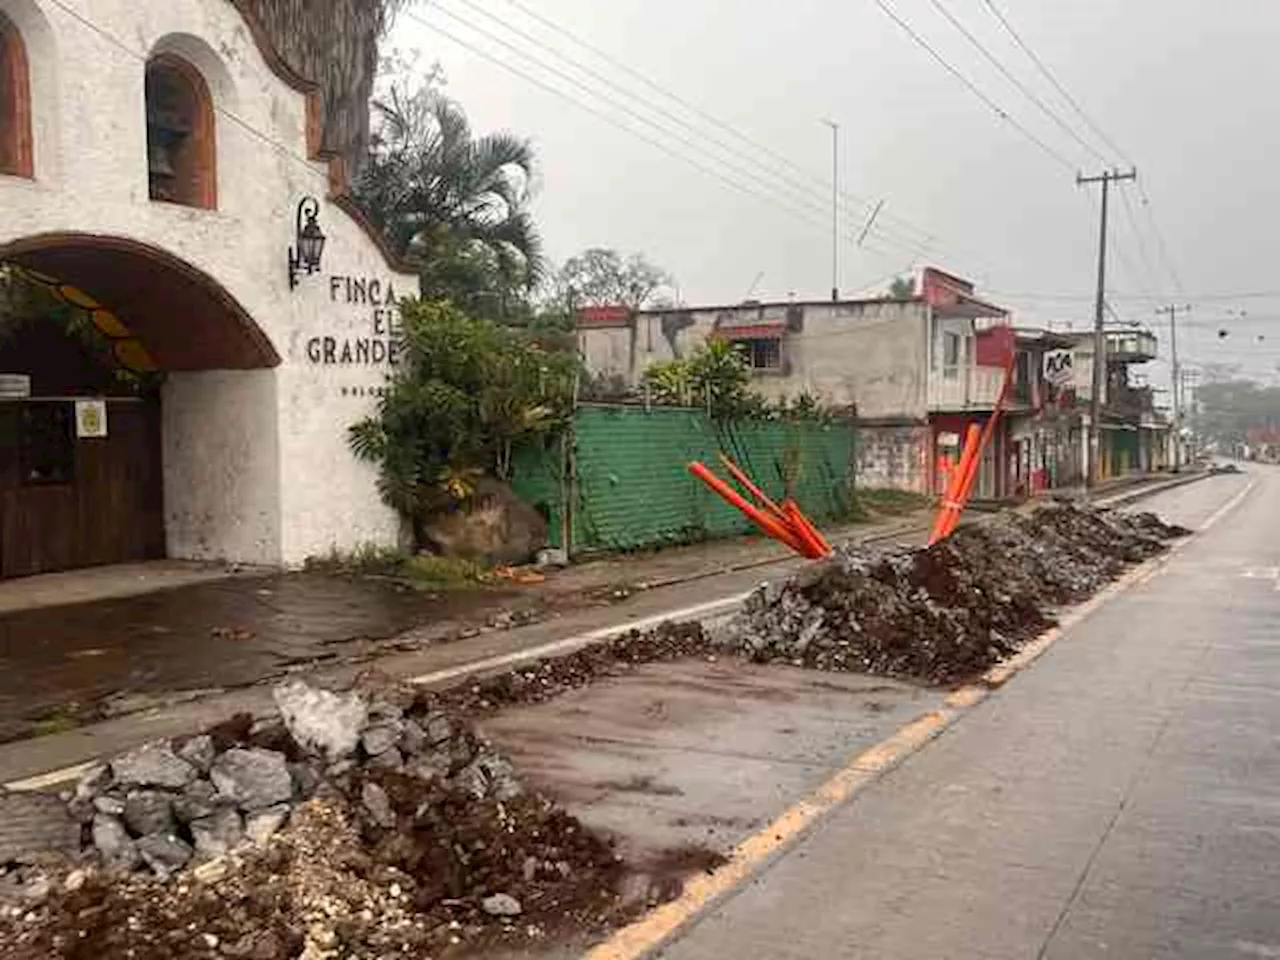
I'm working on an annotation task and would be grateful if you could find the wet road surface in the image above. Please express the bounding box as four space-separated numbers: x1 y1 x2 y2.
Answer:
0 573 518 738
660 468 1277 959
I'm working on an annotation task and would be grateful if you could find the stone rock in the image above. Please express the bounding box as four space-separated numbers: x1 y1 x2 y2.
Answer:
480 893 523 917
398 720 428 756
173 780 218 824
93 796 126 818
474 753 524 801
73 764 112 802
423 712 455 746
177 735 217 774
0 791 79 864
273 681 368 760
405 749 452 784
123 790 176 838
423 477 548 564
244 805 290 845
360 782 395 829
211 749 293 811
288 763 321 800
91 814 139 872
137 833 192 879
110 743 197 790
367 747 404 772
190 808 244 860
361 723 402 758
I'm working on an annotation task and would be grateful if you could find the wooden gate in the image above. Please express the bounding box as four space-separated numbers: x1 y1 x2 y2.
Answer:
0 398 164 578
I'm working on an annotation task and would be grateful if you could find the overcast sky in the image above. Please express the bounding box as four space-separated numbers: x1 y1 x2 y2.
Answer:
391 0 1280 387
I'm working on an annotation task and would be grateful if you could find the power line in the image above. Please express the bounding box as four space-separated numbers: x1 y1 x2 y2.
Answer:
924 0 1109 167
436 0 926 261
979 0 1134 167
412 11 907 262
491 0 946 252
873 0 1077 173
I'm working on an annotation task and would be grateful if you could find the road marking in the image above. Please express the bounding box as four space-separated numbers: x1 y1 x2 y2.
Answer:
584 475 1257 960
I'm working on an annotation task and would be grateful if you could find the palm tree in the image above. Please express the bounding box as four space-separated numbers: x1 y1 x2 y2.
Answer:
355 81 544 310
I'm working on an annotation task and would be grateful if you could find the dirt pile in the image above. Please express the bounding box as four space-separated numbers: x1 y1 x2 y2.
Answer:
728 505 1189 685
0 679 628 959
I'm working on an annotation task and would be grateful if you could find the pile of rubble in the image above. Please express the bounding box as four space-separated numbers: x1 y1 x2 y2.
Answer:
728 505 1189 685
0 679 626 959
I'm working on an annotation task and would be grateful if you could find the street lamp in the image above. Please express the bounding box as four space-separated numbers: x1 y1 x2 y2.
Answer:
288 196 326 290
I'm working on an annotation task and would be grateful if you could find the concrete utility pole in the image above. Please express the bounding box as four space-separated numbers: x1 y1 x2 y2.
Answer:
1077 168 1137 488
1157 303 1192 471
823 119 840 301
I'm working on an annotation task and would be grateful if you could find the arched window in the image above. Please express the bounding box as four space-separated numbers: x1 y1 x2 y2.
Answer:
0 12 32 178
145 55 215 208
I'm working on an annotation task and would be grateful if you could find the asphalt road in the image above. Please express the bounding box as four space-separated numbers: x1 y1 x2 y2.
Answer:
660 467 1277 960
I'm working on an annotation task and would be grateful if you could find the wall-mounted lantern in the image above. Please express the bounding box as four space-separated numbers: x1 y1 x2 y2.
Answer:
288 196 326 290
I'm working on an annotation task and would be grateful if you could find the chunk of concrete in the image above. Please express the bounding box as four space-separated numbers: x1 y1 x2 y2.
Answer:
110 743 197 789
123 790 176 838
210 749 293 811
137 833 192 879
273 681 368 760
177 735 217 775
481 893 523 917
244 804 290 845
190 808 244 860
92 814 139 872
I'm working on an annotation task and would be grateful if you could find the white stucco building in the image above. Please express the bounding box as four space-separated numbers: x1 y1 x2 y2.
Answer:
0 0 416 578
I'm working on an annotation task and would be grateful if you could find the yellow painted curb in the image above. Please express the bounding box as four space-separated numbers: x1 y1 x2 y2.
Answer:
583 475 1257 960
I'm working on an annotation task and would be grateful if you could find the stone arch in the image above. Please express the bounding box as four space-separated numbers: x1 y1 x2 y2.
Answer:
0 233 279 370
145 52 217 209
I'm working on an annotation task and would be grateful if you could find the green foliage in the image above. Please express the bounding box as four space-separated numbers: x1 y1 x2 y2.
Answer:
303 542 489 587
645 339 750 416
355 66 543 318
888 275 917 299
556 247 672 310
349 299 575 542
304 542 409 576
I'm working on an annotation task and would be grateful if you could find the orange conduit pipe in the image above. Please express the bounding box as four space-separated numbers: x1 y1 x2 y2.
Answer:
929 423 981 545
688 462 814 557
718 453 788 523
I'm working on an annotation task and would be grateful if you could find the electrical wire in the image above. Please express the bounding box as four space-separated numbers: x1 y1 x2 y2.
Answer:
924 0 1109 167
979 0 1134 168
436 0 926 260
412 10 905 260
872 0 1077 174
491 0 947 253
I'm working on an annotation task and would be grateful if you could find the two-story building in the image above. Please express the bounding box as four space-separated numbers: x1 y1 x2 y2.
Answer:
0 0 416 578
577 267 1016 497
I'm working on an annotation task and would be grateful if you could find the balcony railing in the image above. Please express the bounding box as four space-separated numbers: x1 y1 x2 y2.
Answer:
929 364 1005 411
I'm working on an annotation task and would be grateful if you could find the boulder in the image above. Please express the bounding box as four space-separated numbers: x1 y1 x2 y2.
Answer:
110 743 197 790
136 833 192 879
360 782 395 829
91 814 139 872
481 893 523 917
123 791 176 838
360 723 402 758
173 780 219 824
190 809 244 860
177 735 217 775
210 749 293 811
244 805 290 846
422 478 548 564
273 681 368 760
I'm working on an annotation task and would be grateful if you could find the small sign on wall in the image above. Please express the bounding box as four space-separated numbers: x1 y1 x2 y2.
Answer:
75 400 108 438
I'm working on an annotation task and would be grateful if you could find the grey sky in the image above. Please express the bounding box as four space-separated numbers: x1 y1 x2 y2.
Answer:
392 0 1280 385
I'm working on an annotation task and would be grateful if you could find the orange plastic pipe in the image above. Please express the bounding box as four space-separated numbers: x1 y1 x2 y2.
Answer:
783 499 832 558
939 353 1017 539
718 452 788 522
688 462 812 556
929 424 980 545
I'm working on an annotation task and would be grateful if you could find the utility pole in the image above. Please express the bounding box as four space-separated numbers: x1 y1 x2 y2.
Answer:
823 119 840 301
1077 168 1137 489
1157 303 1191 471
